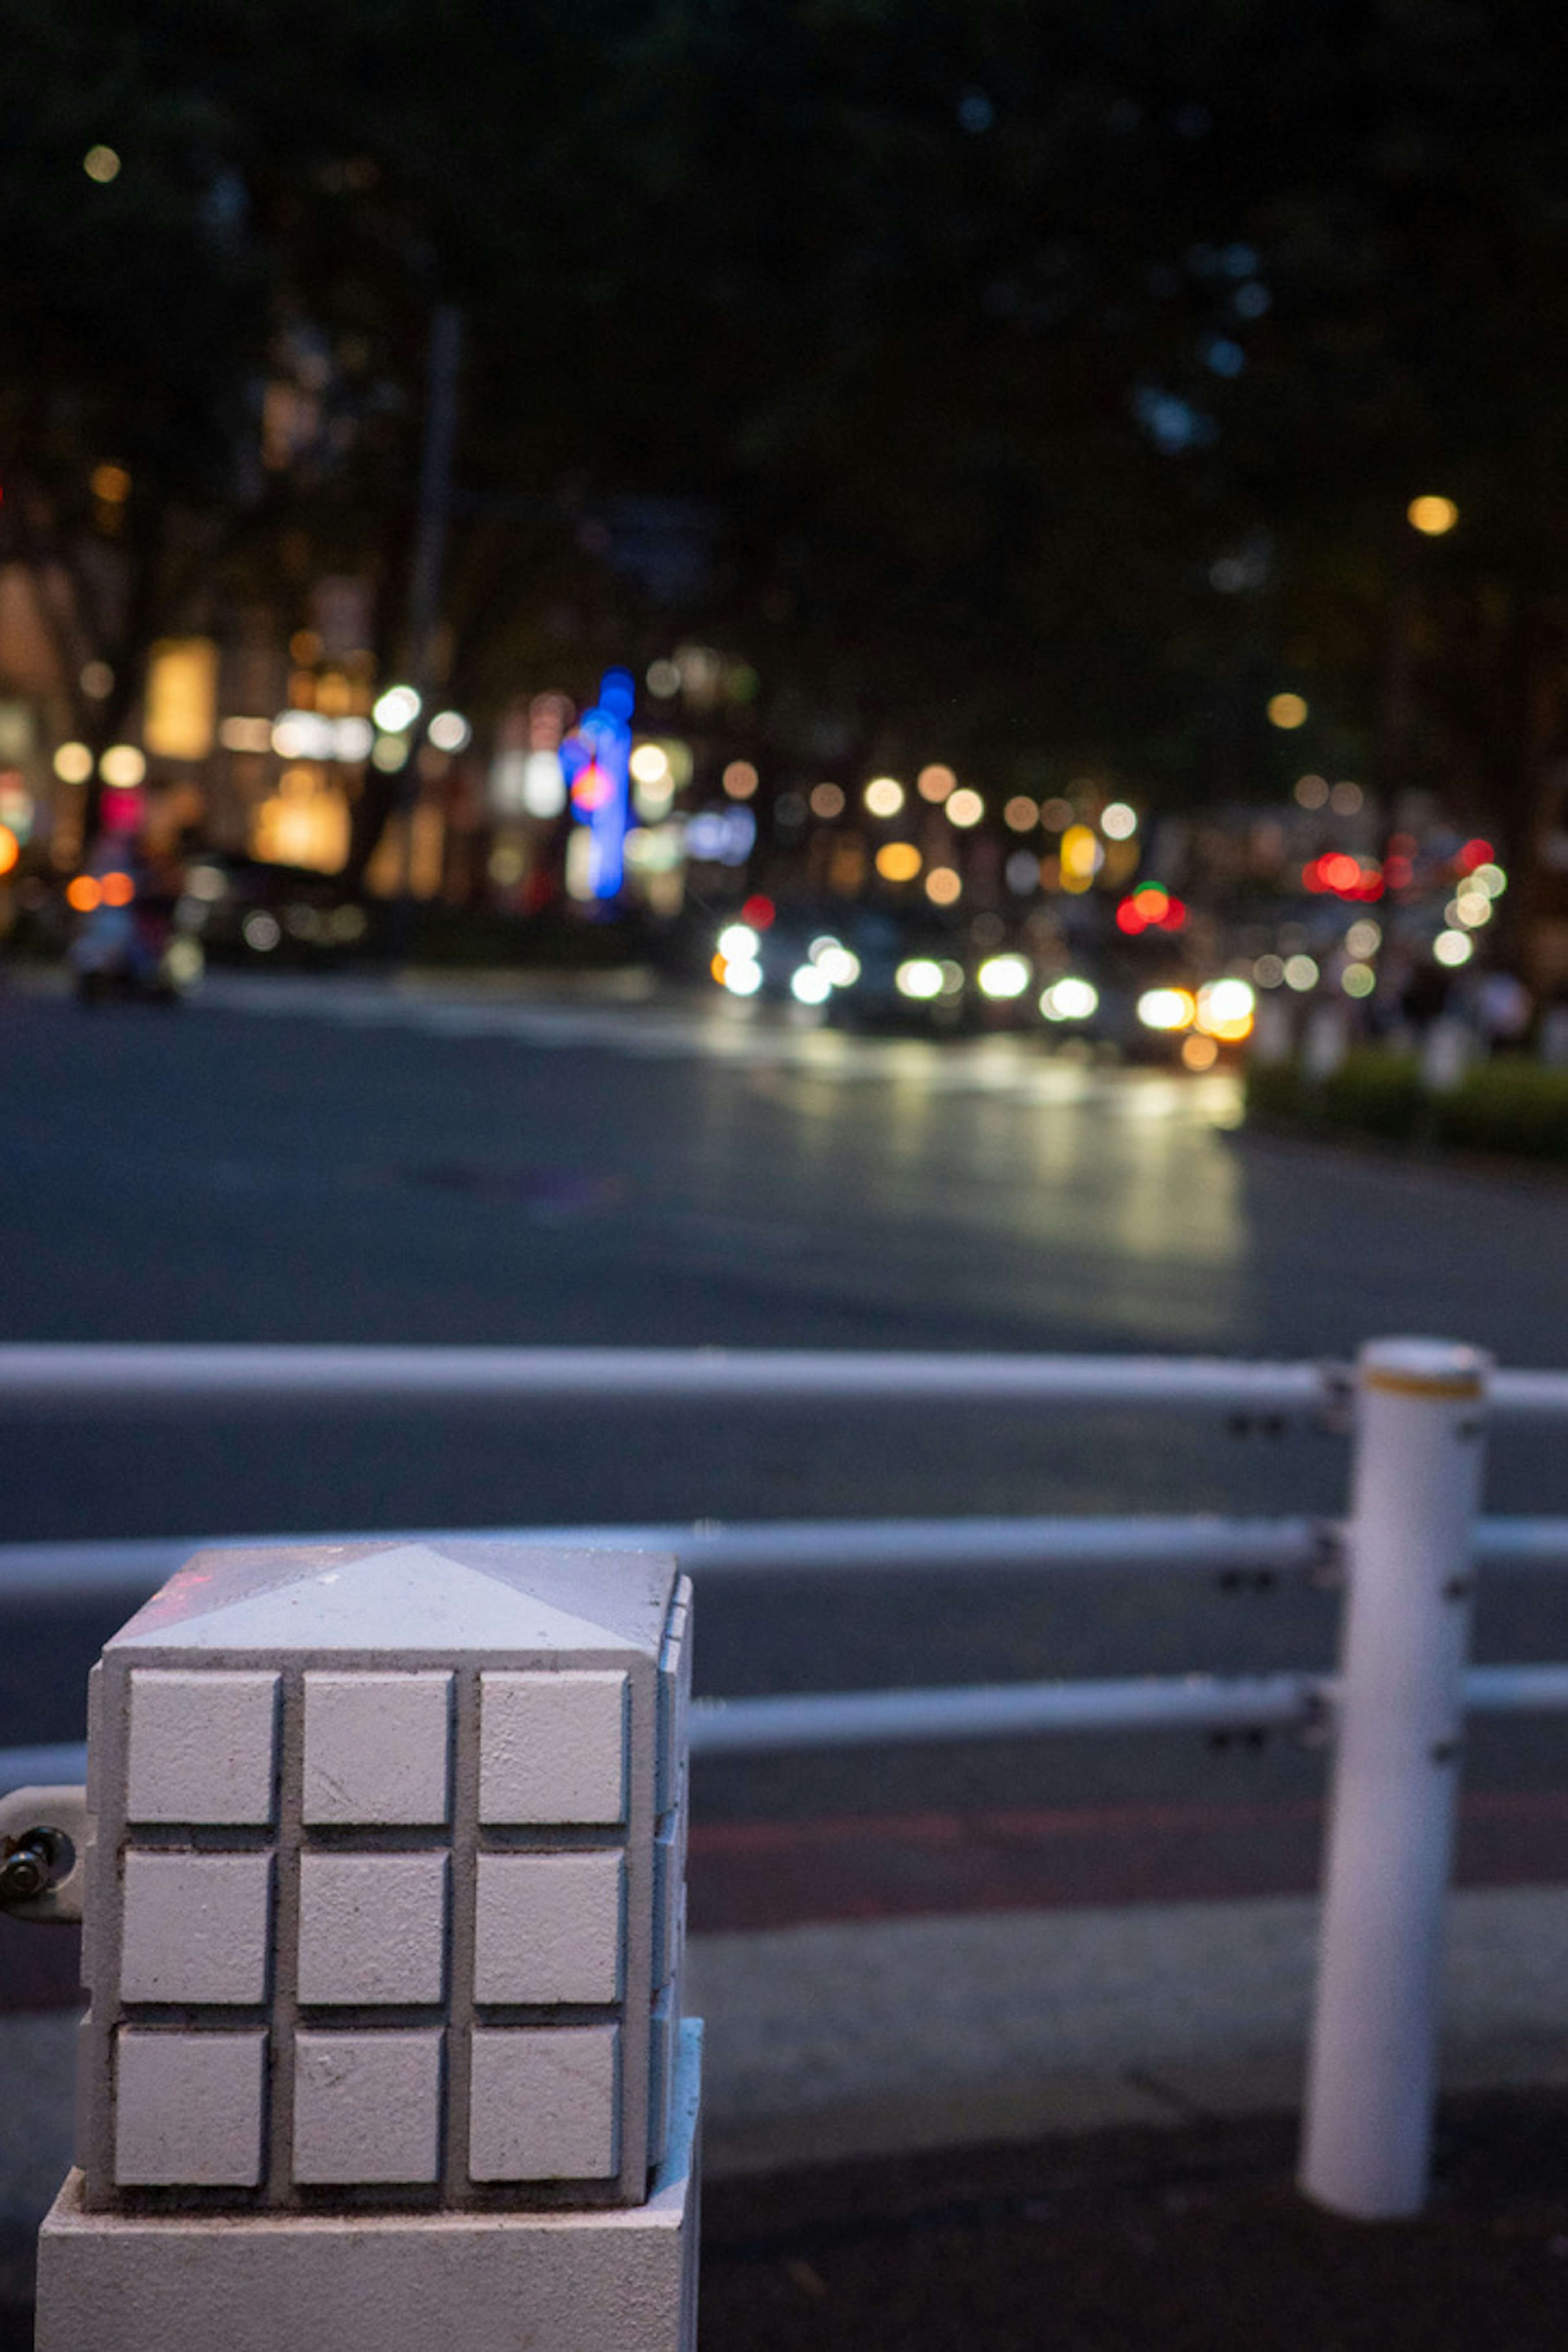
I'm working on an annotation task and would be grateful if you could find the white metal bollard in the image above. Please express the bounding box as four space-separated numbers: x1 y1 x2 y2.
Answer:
1299 1337 1488 2218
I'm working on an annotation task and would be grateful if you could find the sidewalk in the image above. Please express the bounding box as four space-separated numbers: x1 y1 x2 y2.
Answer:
5 1885 1567 2344
698 2090 1568 2350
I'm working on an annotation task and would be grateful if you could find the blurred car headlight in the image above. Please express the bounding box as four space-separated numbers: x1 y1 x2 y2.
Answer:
815 946 860 987
978 954 1031 1000
1136 987 1196 1032
895 958 944 1000
1040 976 1098 1022
1195 978 1256 1041
791 964 833 1004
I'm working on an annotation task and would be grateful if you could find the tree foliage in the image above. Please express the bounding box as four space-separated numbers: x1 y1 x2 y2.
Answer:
6 0 1568 833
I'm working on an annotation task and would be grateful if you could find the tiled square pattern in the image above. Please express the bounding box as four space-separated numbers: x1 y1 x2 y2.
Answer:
115 2028 267 2187
97 1558 690 2207
296 1852 448 2007
126 1669 278 1825
120 1851 272 2006
479 1670 627 1824
293 2030 444 2184
474 1850 625 2005
469 2025 620 2181
303 1671 452 1826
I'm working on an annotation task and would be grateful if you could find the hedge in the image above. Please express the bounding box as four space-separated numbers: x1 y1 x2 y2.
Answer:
1245 1050 1568 1162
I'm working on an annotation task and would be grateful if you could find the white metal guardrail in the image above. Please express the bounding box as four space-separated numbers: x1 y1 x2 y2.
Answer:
4 1336 1568 2224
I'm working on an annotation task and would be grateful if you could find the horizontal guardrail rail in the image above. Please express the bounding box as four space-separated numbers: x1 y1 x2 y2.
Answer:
0 1343 1333 1412
9 1511 1568 1615
688 1662 1568 1756
9 1659 1568 1789
0 1515 1336 1608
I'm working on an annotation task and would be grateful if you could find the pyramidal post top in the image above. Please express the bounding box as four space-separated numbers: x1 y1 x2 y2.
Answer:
106 1539 679 1664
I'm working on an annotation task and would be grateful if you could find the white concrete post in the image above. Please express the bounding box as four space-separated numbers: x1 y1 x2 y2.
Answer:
1299 1338 1488 2219
35 1538 698 2352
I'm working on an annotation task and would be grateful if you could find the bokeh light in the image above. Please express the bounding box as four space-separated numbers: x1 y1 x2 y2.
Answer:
896 958 944 1000
1195 978 1256 1041
629 744 670 786
53 742 94 785
1137 988 1196 1032
98 744 145 787
1040 976 1098 1022
978 954 1030 1000
428 710 471 753
1408 495 1459 536
372 685 421 733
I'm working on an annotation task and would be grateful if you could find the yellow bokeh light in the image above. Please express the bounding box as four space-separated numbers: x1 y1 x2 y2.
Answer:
1408 495 1459 537
99 744 146 788
144 638 217 761
946 788 984 829
864 776 905 818
1181 1034 1220 1071
917 764 956 803
875 841 922 882
90 463 131 505
1267 693 1309 730
53 742 94 786
925 865 962 904
83 145 120 184
1059 823 1102 895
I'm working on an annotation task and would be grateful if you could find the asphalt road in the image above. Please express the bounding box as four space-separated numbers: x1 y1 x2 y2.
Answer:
3 967 1567 1942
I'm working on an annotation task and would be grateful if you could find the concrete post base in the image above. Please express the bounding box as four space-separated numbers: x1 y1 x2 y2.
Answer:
38 2022 702 2352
